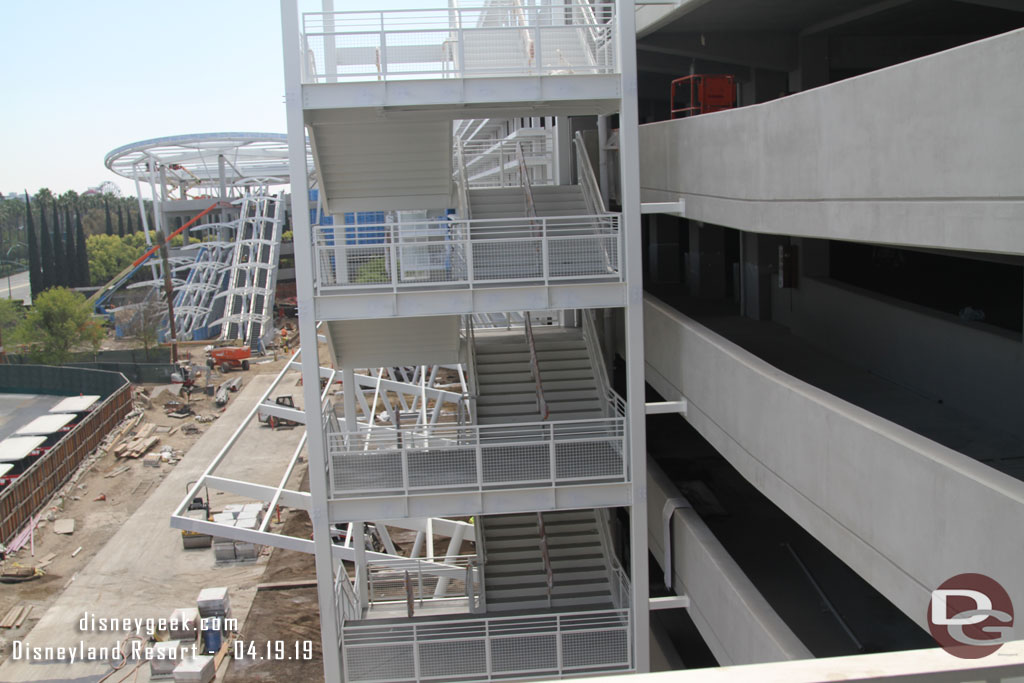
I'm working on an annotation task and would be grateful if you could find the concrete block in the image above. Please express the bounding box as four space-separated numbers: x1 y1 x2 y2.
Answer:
212 542 237 562
196 587 230 616
172 654 214 683
143 453 161 467
169 607 199 640
150 640 187 677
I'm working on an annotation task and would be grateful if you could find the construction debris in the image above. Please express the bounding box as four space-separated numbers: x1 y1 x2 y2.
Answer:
53 519 75 535
71 547 83 558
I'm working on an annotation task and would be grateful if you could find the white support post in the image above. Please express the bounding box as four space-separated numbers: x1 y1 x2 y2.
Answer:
432 523 467 598
353 522 368 607
617 0 650 673
280 2 343 680
343 367 358 433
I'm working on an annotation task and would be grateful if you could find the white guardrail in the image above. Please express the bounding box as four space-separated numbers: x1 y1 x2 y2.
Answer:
365 554 482 609
327 417 627 498
342 608 632 682
314 214 622 293
301 3 617 84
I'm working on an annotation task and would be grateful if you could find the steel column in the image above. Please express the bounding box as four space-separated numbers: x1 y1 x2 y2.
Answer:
280 1 343 680
617 0 650 672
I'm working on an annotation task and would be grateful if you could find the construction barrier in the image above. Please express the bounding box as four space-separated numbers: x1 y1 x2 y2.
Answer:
0 366 133 545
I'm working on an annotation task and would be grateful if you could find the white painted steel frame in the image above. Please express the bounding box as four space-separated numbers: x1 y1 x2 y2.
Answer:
617 0 650 671
282 2 344 679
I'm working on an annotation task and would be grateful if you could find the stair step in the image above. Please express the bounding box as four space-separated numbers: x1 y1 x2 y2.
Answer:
487 581 610 600
486 595 615 611
485 547 605 561
477 389 599 406
479 368 594 383
484 568 609 586
485 558 606 577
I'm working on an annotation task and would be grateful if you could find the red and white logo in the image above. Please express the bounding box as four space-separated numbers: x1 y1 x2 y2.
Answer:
928 573 1014 659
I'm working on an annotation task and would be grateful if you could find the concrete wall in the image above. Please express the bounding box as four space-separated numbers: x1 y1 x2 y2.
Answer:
782 276 1024 439
646 460 811 665
641 295 1024 632
638 28 1024 256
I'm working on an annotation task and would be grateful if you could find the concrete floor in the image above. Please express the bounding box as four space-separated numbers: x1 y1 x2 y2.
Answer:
647 289 1024 482
0 393 66 442
0 370 308 683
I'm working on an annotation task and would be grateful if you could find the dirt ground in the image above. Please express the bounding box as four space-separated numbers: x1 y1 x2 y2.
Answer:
0 347 295 664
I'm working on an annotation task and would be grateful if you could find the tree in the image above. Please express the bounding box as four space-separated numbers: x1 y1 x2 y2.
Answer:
117 205 125 238
63 210 78 288
51 200 67 288
104 198 113 236
75 208 90 287
13 287 104 364
0 299 25 334
126 210 134 235
125 297 164 360
86 234 142 286
38 196 55 291
25 193 42 300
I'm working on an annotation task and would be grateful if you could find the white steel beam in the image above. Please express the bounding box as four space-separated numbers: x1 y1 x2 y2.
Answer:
280 2 342 679
645 400 688 416
619 0 651 672
328 482 632 523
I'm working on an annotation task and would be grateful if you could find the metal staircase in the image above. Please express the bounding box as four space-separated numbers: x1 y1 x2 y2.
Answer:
212 188 283 348
480 509 618 612
474 326 605 424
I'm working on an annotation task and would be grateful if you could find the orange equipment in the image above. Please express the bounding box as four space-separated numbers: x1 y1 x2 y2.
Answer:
670 74 737 119
206 347 252 373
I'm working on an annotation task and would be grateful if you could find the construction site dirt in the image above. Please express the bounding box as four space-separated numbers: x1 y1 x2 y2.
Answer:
0 351 300 680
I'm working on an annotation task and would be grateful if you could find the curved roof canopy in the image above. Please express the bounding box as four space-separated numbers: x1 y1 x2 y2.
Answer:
104 132 308 189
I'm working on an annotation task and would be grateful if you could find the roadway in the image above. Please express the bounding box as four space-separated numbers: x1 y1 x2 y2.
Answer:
1 269 31 305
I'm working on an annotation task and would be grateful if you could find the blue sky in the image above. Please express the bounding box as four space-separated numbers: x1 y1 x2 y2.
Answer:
0 0 330 197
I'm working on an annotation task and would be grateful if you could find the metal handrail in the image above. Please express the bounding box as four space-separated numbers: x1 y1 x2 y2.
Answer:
301 5 618 84
455 138 472 219
537 512 554 607
524 314 550 421
574 131 607 214
511 0 535 67
515 141 539 229
583 309 626 417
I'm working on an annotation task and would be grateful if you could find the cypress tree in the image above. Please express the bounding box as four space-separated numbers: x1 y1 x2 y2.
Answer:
63 213 78 287
64 206 75 283
104 198 113 236
52 206 67 287
25 193 43 299
76 207 90 287
117 204 125 238
126 210 134 235
38 199 54 290
51 199 67 287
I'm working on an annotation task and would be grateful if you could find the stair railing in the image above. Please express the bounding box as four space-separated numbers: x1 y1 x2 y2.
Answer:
524 314 550 420
574 131 607 214
582 309 625 417
537 512 554 607
515 141 539 226
455 138 472 220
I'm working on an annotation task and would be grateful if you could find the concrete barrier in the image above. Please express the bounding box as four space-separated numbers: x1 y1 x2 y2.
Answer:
643 294 1024 632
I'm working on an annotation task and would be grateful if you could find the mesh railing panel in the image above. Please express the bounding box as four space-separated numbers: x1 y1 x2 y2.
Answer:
327 418 626 498
314 215 620 292
332 450 403 492
407 447 477 488
301 4 618 84
481 444 549 484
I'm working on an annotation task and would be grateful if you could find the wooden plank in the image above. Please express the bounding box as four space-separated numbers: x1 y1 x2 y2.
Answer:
0 606 18 628
14 605 32 628
136 423 156 439
1 606 24 629
256 579 318 591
